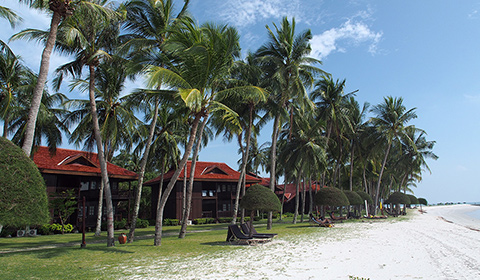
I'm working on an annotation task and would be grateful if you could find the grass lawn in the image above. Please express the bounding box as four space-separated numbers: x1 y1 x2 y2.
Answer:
0 214 400 279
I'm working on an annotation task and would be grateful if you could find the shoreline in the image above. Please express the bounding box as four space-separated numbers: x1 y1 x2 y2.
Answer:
119 204 480 279
425 204 480 232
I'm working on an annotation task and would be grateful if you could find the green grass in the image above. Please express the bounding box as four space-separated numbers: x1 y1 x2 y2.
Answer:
0 215 398 279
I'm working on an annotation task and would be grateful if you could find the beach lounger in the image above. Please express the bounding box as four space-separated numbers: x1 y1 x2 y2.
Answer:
329 211 347 222
226 225 268 245
240 223 277 238
309 213 333 227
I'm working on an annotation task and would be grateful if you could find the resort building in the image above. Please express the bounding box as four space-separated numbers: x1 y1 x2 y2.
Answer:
32 146 138 229
275 181 323 213
145 161 262 221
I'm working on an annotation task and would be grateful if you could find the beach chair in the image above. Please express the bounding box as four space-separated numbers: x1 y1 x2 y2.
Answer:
226 225 266 245
309 213 333 227
240 223 277 238
329 211 347 222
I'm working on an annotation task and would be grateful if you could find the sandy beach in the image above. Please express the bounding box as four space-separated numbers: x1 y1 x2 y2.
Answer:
120 204 480 280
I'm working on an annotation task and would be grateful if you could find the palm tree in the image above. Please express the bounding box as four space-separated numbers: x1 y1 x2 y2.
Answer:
0 5 21 51
370 96 417 213
311 76 356 188
146 20 265 245
255 16 324 229
121 0 191 243
13 0 113 156
48 1 121 246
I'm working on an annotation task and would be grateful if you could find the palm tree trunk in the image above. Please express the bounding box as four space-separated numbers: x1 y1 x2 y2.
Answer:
300 179 306 222
349 139 355 191
88 64 114 247
22 11 62 156
231 134 245 224
179 115 208 238
154 113 201 246
94 180 104 236
128 98 160 243
293 176 300 224
154 158 165 245
308 177 313 214
375 142 392 215
267 114 281 229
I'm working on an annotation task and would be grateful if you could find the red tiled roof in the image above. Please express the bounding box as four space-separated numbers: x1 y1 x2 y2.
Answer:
275 182 324 202
33 146 138 180
145 161 262 185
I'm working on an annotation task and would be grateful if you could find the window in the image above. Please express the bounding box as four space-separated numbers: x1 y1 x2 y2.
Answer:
89 206 95 216
111 181 118 190
80 181 89 191
78 206 84 217
209 190 214 197
202 190 207 197
90 181 97 190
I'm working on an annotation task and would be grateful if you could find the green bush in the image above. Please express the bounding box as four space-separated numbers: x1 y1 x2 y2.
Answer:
48 223 73 234
418 198 428 205
114 219 127 230
38 224 54 235
0 226 16 237
315 187 350 206
136 218 149 228
163 219 179 226
343 190 363 205
217 217 234 223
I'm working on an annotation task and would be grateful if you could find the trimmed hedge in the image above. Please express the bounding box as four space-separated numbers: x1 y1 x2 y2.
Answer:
407 194 419 205
385 192 410 205
314 187 349 206
418 198 428 205
355 191 373 205
343 190 363 205
240 184 281 212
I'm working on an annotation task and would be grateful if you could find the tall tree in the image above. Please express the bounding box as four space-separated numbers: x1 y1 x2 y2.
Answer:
121 0 191 243
370 96 416 213
255 16 323 229
13 0 112 156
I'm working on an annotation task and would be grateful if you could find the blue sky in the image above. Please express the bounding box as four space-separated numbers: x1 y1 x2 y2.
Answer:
1 0 479 204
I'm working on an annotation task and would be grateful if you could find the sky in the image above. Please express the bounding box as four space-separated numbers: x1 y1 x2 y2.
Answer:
1 0 479 204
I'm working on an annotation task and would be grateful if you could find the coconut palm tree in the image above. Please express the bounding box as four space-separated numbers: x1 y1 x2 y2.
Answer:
255 16 324 229
13 0 114 156
48 1 121 246
370 96 417 214
146 20 265 245
0 5 21 51
121 0 191 243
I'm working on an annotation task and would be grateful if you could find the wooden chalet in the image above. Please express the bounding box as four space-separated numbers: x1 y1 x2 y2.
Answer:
145 161 262 221
276 181 323 213
33 146 138 229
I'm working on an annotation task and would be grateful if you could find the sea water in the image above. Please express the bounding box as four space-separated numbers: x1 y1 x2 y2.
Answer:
467 205 480 220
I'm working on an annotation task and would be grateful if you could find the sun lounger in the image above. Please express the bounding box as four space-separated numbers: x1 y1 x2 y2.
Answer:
329 211 347 222
240 223 277 238
226 225 268 245
309 213 333 227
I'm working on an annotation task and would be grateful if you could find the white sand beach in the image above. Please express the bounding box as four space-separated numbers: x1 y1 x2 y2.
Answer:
121 204 480 280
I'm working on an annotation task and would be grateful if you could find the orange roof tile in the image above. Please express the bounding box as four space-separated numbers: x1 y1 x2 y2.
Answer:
33 146 138 180
145 161 262 185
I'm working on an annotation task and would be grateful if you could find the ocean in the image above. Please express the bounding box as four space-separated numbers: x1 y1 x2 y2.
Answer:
467 205 480 220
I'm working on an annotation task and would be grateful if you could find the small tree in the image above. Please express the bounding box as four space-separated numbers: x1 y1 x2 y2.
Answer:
240 184 281 236
385 192 410 215
343 190 363 218
50 189 77 234
356 190 373 216
0 137 49 234
418 198 428 206
314 187 350 217
406 194 419 206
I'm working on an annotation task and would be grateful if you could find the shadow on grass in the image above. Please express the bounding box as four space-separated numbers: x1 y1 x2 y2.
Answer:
200 241 230 246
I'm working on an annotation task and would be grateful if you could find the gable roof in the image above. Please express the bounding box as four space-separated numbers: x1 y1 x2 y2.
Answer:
33 146 138 180
275 182 324 203
145 161 262 185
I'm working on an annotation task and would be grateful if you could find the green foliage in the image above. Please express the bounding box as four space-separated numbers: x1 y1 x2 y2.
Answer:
192 218 215 225
385 192 410 205
355 191 373 205
343 190 363 205
240 184 281 212
114 218 127 230
136 218 149 228
163 219 179 226
49 189 77 231
46 223 74 234
38 224 54 235
314 187 350 206
0 137 49 227
418 198 428 205
407 194 419 205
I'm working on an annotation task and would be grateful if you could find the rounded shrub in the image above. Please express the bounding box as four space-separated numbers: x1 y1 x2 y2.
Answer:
314 187 350 207
407 194 419 205
343 190 363 205
240 184 281 212
385 192 411 205
355 191 373 205
0 137 50 228
418 198 428 206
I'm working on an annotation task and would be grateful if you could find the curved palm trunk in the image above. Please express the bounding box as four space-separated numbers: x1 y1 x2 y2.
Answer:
293 177 300 224
179 115 208 238
94 180 104 236
349 139 355 191
375 142 392 215
267 114 281 229
88 65 114 247
128 98 160 243
231 134 245 224
154 114 201 246
22 11 62 156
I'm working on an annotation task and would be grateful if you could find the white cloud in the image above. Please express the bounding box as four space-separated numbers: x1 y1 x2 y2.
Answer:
218 0 304 27
310 19 382 59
